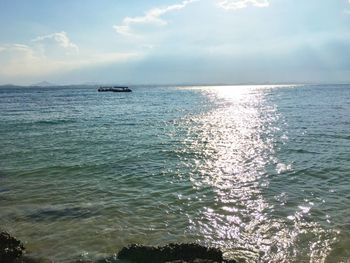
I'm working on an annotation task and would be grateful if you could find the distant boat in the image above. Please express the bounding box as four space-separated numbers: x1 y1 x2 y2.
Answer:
98 86 132 92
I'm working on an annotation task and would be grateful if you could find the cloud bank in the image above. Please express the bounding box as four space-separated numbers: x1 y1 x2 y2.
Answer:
0 32 139 78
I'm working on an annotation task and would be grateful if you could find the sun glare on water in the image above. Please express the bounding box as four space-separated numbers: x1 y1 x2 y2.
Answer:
177 85 336 262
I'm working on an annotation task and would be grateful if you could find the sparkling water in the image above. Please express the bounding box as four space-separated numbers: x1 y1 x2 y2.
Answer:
0 84 349 262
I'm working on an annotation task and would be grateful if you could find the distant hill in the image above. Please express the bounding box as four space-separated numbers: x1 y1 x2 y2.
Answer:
0 84 17 87
31 81 56 87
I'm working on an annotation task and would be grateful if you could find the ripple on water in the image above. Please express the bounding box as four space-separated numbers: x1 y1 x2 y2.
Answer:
0 85 349 262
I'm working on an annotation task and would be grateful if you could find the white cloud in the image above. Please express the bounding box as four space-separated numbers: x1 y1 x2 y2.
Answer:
0 44 49 76
217 0 269 10
114 0 197 36
32 31 79 53
0 34 140 77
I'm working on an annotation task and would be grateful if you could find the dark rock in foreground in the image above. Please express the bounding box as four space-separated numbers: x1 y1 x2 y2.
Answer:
0 232 53 263
117 243 236 263
0 232 237 263
0 231 25 262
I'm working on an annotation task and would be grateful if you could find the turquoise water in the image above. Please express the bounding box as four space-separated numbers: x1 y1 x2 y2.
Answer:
0 84 349 262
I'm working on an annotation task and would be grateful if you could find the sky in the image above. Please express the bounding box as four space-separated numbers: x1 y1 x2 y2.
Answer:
0 0 350 85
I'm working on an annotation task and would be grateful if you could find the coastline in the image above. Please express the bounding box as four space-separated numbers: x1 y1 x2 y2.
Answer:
0 231 237 263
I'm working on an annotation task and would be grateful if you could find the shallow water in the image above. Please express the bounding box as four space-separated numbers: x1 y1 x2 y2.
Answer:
0 84 349 262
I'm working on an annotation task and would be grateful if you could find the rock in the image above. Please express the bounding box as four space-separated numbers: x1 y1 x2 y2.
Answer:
0 231 25 263
0 233 237 263
117 243 235 263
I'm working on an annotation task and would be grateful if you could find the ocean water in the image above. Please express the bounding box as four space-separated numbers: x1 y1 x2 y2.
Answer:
0 84 349 262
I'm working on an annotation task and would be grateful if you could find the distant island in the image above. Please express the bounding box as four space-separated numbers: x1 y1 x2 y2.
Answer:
31 81 57 87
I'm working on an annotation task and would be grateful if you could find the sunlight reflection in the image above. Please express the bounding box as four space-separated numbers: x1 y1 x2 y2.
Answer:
177 85 335 262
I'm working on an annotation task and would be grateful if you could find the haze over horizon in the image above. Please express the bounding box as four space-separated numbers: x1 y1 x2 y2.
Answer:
1 0 350 85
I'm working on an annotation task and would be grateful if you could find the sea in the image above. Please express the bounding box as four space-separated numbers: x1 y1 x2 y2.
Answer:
0 84 349 262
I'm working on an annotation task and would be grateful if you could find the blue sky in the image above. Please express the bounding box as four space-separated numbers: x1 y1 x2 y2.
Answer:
0 0 350 85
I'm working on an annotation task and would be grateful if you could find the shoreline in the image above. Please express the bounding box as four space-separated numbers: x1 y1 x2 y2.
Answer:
0 231 237 263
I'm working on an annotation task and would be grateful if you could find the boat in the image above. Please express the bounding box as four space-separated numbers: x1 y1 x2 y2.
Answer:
98 86 132 92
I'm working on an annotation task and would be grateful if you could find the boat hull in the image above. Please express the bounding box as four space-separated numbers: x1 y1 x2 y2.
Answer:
98 87 132 92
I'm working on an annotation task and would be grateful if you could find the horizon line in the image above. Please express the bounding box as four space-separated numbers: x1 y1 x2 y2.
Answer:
1 81 350 87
